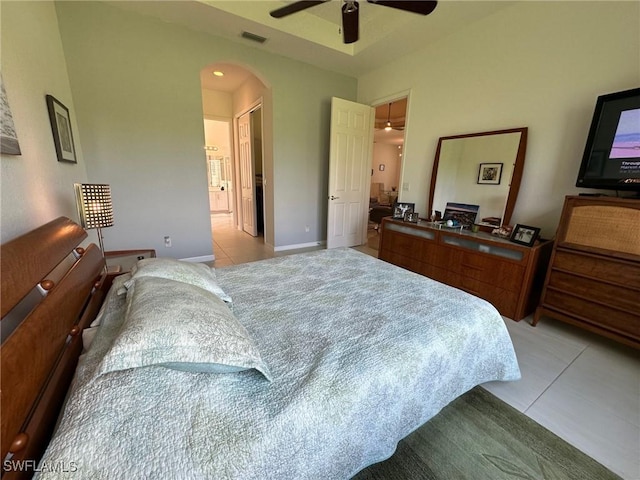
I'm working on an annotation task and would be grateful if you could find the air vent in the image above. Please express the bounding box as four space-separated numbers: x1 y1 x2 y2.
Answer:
241 31 267 44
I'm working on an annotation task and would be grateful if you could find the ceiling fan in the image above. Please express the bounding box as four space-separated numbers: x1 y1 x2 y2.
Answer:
269 0 438 44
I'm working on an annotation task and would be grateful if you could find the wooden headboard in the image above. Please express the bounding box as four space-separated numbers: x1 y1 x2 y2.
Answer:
1 217 109 479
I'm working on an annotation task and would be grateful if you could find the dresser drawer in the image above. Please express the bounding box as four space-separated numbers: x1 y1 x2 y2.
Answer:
419 263 461 287
380 249 419 273
547 270 639 313
420 243 462 270
460 276 519 319
544 289 640 338
459 253 525 293
553 250 640 288
383 231 425 257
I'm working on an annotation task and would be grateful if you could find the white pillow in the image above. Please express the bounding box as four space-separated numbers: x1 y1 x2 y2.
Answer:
98 276 271 381
121 258 232 307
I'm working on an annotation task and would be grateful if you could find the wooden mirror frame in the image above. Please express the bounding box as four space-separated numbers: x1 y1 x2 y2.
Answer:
427 127 528 227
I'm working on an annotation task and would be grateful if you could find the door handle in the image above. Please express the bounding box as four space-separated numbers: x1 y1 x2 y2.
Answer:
330 195 340 200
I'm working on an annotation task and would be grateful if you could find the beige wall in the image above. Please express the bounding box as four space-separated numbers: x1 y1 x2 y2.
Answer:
51 1 356 255
0 1 89 243
372 143 402 193
201 89 233 118
358 1 640 237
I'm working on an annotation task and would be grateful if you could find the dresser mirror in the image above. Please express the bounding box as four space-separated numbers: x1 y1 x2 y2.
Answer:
428 127 528 227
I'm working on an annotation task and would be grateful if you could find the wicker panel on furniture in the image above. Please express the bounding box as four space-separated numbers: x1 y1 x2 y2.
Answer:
533 196 640 348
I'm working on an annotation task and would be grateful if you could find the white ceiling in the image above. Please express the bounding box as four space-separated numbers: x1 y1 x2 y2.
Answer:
108 0 515 80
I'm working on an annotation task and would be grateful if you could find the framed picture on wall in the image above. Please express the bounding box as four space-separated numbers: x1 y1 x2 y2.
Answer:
46 94 77 163
477 163 503 184
0 74 21 155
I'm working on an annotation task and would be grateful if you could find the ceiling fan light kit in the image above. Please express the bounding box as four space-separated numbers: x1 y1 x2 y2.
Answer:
270 0 437 44
342 1 359 44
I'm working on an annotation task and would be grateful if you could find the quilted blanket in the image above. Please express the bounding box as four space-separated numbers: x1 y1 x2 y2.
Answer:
36 248 520 479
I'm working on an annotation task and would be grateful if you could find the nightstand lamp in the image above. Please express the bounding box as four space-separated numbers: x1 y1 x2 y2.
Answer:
74 183 114 254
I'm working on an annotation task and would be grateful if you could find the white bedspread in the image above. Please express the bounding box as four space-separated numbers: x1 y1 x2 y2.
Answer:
36 248 520 479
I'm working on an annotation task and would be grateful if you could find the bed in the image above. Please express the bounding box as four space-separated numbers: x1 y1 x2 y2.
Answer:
1 217 520 479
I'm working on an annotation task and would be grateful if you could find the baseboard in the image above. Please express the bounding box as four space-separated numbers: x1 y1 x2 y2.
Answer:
273 241 326 252
180 254 215 263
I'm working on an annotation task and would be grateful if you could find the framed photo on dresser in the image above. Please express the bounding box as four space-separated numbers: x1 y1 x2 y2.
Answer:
393 202 415 219
510 224 540 247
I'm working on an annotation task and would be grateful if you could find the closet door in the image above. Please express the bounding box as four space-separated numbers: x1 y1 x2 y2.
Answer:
238 111 257 236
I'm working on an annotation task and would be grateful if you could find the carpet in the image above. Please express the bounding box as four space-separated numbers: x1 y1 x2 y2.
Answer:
353 387 621 480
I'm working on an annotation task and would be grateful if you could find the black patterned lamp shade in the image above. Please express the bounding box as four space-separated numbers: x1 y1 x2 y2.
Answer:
74 183 114 258
74 183 114 229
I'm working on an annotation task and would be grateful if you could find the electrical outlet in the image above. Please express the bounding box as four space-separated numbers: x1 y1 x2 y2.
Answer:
402 182 410 191
305 225 310 233
164 236 172 248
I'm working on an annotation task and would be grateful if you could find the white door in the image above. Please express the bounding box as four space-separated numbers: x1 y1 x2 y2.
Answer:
327 97 375 248
239 111 257 236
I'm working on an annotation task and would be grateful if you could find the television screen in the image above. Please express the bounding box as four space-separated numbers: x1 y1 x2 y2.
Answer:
611 109 640 159
576 87 640 191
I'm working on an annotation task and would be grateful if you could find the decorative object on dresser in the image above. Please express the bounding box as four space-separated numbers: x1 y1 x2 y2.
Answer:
510 224 540 247
379 218 554 320
392 202 414 219
404 212 420 223
533 195 639 348
442 202 480 229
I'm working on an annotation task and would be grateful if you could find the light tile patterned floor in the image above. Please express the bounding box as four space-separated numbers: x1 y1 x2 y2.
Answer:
484 319 639 479
211 215 639 479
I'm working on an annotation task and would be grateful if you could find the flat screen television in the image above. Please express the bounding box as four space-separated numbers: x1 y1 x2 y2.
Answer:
576 87 640 192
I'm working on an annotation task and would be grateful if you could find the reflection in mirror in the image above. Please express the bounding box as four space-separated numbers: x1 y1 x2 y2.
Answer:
208 157 221 188
428 127 528 227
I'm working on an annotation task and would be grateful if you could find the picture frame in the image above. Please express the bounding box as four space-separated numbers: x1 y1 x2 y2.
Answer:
509 224 540 247
477 163 503 185
404 211 420 223
442 202 480 229
393 202 414 219
0 74 21 155
46 94 77 163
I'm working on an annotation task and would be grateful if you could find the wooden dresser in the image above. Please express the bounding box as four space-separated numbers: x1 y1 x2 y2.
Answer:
379 218 554 320
533 196 640 348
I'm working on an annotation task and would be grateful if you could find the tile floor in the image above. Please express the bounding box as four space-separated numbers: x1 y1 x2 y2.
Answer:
210 214 324 267
483 318 639 480
210 215 639 479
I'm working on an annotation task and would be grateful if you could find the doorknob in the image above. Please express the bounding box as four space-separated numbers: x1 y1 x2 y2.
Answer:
330 195 340 200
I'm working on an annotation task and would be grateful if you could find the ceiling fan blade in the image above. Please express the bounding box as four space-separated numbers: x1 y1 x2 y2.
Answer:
342 1 359 44
366 0 437 16
270 1 330 19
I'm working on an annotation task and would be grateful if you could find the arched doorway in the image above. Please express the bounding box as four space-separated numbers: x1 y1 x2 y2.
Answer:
200 62 273 260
